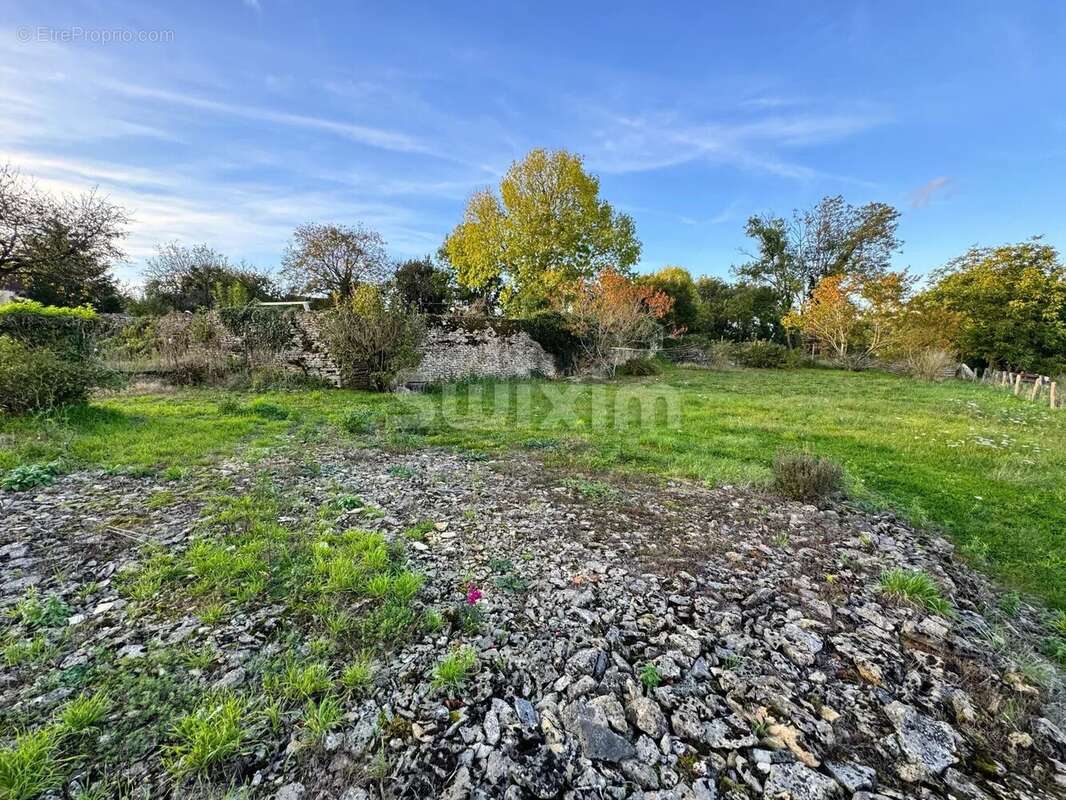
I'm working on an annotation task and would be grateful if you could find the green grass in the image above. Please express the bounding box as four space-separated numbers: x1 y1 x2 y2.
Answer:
3 367 1065 608
57 692 110 733
431 647 477 692
879 569 954 616
0 726 67 800
163 692 250 778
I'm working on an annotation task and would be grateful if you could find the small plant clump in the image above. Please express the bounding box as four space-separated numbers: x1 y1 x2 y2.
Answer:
340 655 375 695
639 663 662 691
431 647 477 692
0 726 67 800
57 692 110 733
879 569 953 616
163 692 250 779
301 694 343 743
2 462 62 492
771 451 844 503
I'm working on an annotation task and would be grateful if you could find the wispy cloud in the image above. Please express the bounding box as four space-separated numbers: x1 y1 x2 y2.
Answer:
103 80 431 155
911 176 953 208
582 104 888 180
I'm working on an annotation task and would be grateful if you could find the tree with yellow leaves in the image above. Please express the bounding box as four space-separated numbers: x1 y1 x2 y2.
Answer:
443 149 641 316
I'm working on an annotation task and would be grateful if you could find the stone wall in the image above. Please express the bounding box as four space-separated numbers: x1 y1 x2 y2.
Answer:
403 323 558 386
142 310 557 388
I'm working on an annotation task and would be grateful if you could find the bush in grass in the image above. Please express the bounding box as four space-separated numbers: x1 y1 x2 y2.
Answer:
704 340 735 370
615 357 662 377
734 340 790 369
903 348 957 381
341 407 379 434
771 451 844 502
320 286 425 391
0 336 106 413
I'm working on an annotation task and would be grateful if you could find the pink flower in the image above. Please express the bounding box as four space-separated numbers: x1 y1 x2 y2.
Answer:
466 583 483 605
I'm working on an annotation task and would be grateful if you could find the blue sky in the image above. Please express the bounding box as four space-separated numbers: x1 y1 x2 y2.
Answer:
3 1 1065 286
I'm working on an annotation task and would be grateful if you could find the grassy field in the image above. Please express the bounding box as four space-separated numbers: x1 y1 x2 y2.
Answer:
2 366 1064 609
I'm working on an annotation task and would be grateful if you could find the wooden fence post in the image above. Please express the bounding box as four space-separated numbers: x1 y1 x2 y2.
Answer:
1052 382 1058 410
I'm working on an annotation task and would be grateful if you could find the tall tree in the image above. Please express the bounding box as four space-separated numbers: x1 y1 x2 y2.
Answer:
444 148 641 315
734 214 799 311
0 163 127 309
142 242 278 312
792 195 901 294
925 239 1066 372
282 222 389 301
734 197 902 322
639 266 700 332
393 256 454 314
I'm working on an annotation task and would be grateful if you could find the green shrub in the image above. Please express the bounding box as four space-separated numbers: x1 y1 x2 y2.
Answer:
320 287 425 391
734 340 790 368
616 357 663 377
0 301 98 358
771 451 844 502
2 462 62 492
341 407 379 435
0 337 107 413
519 311 583 374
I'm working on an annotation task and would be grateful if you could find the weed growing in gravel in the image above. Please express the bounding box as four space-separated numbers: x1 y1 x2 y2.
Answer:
301 695 343 744
180 643 217 671
11 589 70 629
999 592 1022 617
431 647 477 692
1 461 61 492
145 490 176 510
0 726 67 800
340 655 374 695
3 635 56 667
423 609 444 633
162 465 188 481
391 572 424 603
332 493 365 511
57 692 109 733
563 477 619 502
879 569 953 616
639 663 662 691
402 520 433 541
274 661 331 702
388 465 416 479
164 692 251 779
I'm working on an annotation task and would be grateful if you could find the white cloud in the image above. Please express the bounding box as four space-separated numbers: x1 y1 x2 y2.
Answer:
911 176 953 208
102 80 431 155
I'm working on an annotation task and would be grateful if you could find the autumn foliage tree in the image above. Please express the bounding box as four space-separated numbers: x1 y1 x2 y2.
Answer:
444 149 641 316
783 272 911 368
282 222 389 301
555 268 673 375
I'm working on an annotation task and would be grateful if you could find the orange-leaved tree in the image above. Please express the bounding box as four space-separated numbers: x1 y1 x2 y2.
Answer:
783 272 911 368
555 268 673 375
